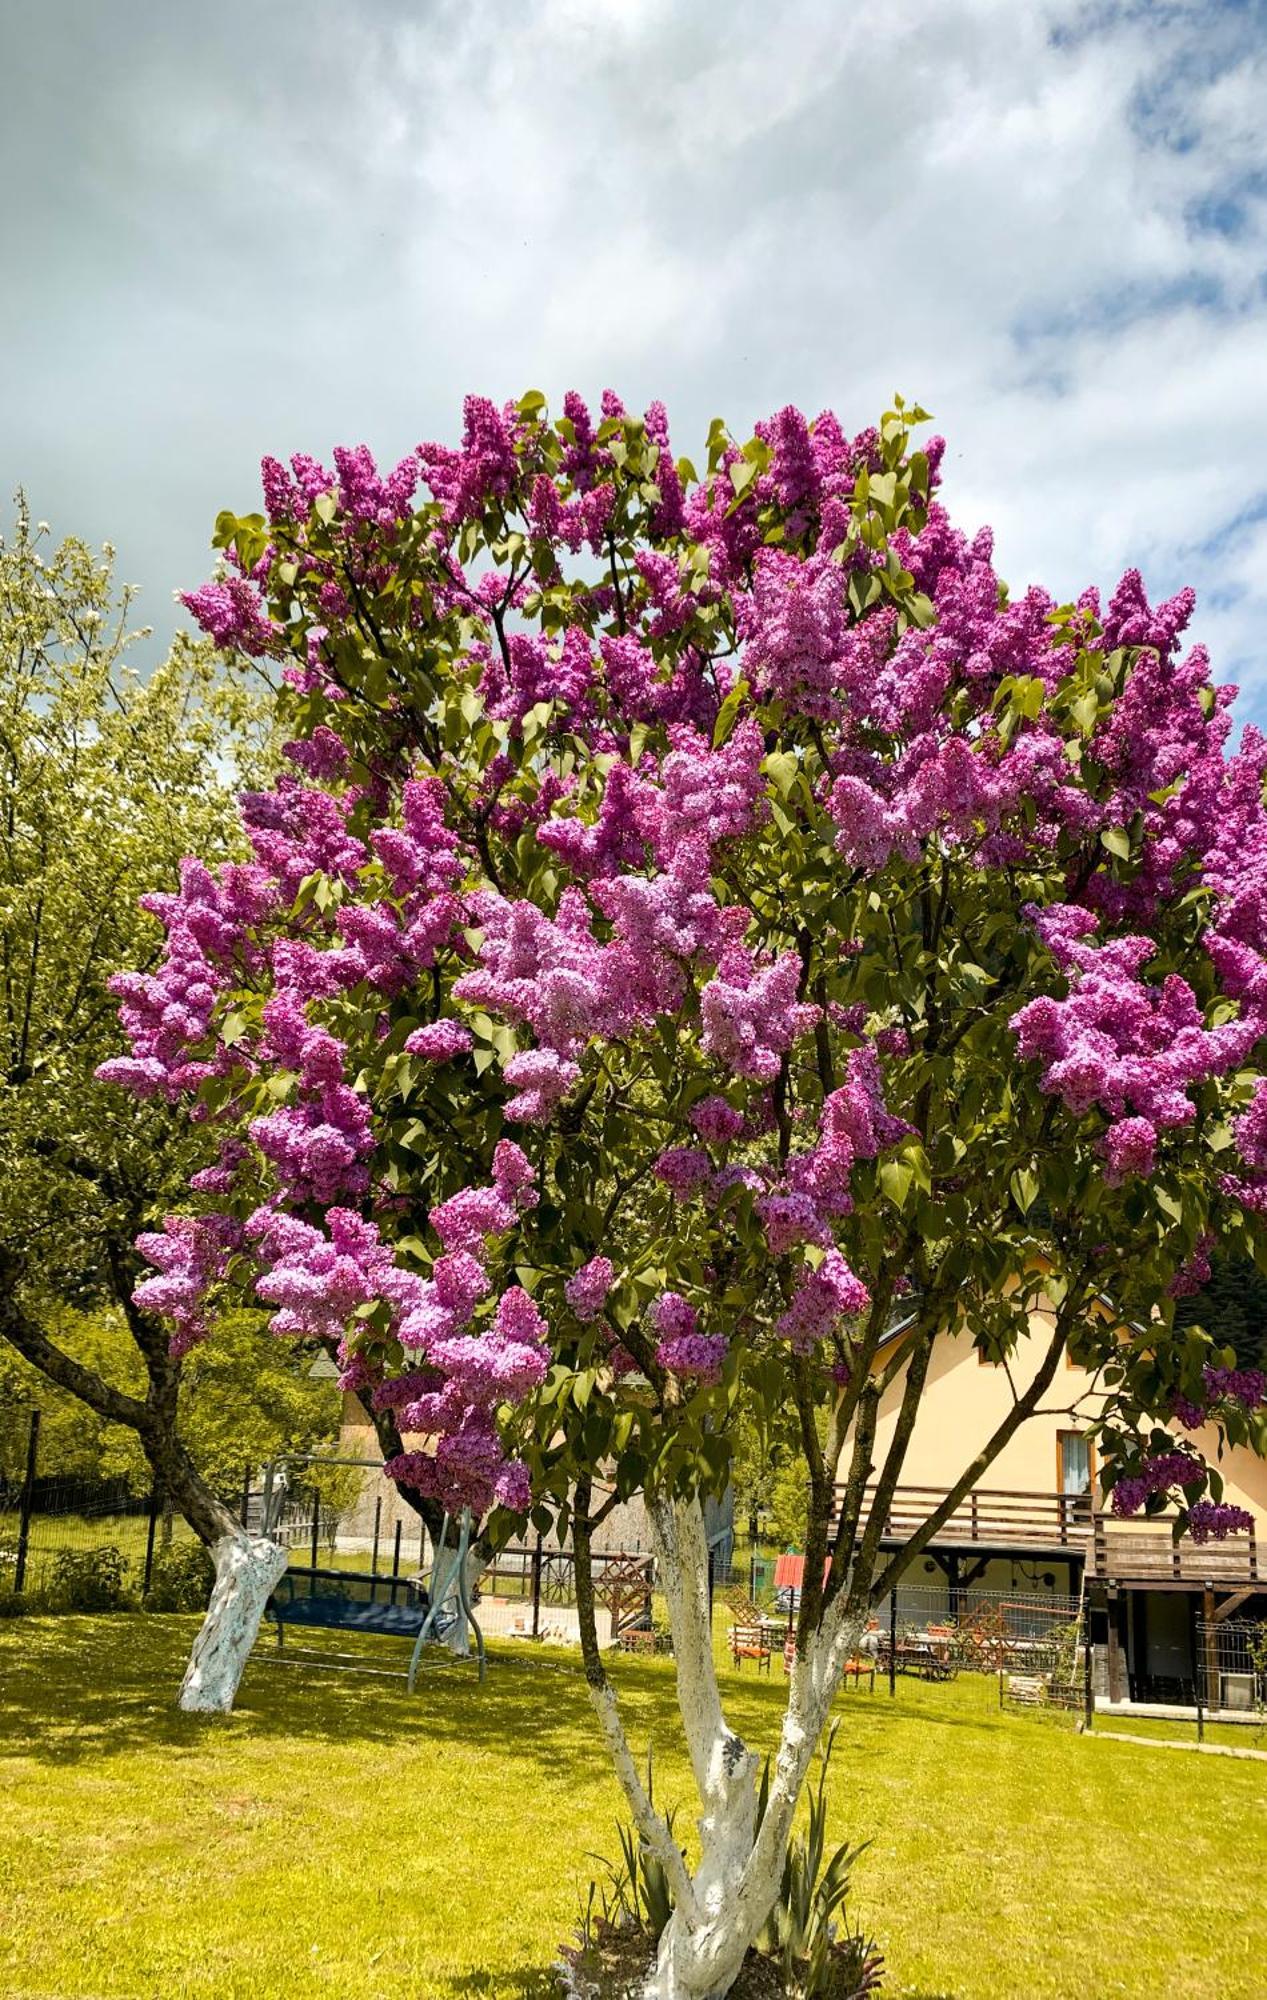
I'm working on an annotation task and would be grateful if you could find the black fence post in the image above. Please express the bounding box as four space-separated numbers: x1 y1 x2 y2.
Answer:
371 1495 382 1576
888 1587 898 1698
392 1520 402 1578
13 1410 40 1593
1195 1664 1205 1743
707 1546 716 1618
531 1530 543 1638
1195 1608 1206 1743
142 1482 160 1596
310 1492 320 1568
240 1464 252 1529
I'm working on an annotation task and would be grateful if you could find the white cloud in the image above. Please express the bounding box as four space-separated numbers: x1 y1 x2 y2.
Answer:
0 0 1263 711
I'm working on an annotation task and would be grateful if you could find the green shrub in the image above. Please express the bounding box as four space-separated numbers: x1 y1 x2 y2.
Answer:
0 1583 48 1617
143 1541 215 1612
754 1720 885 1996
46 1545 133 1612
568 1725 884 1999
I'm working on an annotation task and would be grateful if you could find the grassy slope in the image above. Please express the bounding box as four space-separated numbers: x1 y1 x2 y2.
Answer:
0 1617 1262 2000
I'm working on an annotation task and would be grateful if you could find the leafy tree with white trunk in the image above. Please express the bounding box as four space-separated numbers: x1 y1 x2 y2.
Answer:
0 501 334 1655
104 395 1267 1993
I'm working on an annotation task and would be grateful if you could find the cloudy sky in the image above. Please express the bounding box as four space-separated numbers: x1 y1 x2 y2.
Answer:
2 1 1265 712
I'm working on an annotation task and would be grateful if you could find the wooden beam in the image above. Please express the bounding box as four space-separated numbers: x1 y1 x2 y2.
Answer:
1203 1587 1219 1705
1211 1587 1257 1625
1106 1590 1126 1704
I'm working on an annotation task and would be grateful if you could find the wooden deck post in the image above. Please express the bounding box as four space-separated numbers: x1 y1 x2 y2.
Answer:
1105 1589 1125 1704
1202 1586 1218 1712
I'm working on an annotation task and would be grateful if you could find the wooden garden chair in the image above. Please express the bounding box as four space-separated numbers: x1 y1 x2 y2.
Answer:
730 1623 772 1672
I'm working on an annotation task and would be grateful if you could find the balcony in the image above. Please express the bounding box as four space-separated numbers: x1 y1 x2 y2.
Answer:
832 1482 1094 1555
830 1482 1263 1586
1092 1515 1261 1587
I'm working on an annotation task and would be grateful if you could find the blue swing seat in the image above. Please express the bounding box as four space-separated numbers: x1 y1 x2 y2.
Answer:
270 1567 430 1637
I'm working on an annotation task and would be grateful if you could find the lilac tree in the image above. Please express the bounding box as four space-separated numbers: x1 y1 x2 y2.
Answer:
104 392 1267 1995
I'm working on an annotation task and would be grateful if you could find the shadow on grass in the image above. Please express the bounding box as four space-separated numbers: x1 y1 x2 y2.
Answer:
0 1613 1021 1780
445 1973 562 1998
0 1614 610 1771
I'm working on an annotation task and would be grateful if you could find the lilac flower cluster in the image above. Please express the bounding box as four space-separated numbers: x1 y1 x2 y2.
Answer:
456 722 773 1114
1174 1364 1267 1428
651 1293 728 1383
1012 906 1266 1176
405 1020 474 1061
759 1048 911 1259
1168 1233 1214 1300
1110 1449 1206 1517
1186 1501 1255 1543
564 1256 615 1323
97 858 277 1101
699 951 819 1083
133 1214 241 1356
654 1148 713 1199
776 1252 871 1355
689 1096 745 1145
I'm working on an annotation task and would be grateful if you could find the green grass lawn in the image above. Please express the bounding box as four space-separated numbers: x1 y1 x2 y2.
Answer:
0 1616 1263 2000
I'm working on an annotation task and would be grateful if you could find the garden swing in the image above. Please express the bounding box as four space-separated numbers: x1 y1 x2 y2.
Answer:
256 1454 485 1688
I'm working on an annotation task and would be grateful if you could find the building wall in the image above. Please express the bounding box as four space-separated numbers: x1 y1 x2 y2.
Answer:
850 1312 1267 1535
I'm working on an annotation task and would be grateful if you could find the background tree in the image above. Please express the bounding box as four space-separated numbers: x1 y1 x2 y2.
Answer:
1175 1252 1267 1369
728 1404 814 1554
0 501 333 1566
107 398 1267 1998
1 1309 339 1533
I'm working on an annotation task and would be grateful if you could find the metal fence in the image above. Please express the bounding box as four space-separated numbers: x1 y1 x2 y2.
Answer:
1197 1617 1267 1719
0 1410 208 1600
0 1420 434 1605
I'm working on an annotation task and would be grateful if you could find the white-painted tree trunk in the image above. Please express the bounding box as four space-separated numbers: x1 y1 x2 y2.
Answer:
586 1497 865 2000
178 1530 289 1714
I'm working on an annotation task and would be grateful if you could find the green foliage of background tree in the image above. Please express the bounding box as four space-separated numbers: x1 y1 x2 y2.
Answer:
0 499 334 1542
1175 1254 1267 1370
728 1404 811 1553
0 1308 339 1504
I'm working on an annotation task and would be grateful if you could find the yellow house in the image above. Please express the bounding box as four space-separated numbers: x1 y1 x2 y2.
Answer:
838 1301 1267 1707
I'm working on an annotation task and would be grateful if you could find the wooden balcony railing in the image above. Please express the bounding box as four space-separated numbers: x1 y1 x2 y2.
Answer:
829 1483 1263 1583
1093 1515 1260 1586
830 1483 1093 1551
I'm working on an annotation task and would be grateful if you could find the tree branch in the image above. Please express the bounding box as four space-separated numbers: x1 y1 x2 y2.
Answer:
0 1251 150 1431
